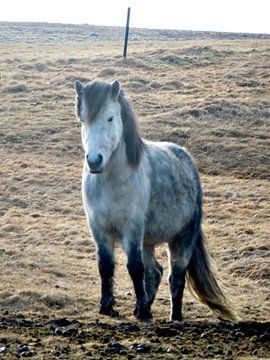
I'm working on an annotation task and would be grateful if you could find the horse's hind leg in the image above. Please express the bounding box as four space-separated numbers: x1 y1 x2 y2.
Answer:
143 245 163 306
168 230 194 321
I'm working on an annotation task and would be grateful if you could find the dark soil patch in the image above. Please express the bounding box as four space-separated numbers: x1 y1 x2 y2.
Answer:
0 315 269 359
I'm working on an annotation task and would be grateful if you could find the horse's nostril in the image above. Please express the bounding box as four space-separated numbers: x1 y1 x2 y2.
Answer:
97 154 103 165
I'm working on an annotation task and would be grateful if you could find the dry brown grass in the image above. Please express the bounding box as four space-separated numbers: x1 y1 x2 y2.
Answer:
0 34 269 331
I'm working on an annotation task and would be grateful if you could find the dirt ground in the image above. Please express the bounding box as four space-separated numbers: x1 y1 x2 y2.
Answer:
0 315 269 359
0 23 269 359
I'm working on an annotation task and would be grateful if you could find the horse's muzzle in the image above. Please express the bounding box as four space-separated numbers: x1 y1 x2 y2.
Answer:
86 154 103 174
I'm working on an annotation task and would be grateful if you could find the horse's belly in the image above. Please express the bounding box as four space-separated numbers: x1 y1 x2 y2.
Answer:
144 202 193 244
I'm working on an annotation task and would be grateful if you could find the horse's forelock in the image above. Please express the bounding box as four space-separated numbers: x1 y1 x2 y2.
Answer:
84 81 111 123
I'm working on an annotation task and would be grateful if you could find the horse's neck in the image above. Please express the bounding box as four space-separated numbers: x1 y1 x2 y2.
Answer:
103 139 131 182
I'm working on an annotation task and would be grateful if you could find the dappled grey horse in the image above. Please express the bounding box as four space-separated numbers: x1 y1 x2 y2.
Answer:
74 79 235 322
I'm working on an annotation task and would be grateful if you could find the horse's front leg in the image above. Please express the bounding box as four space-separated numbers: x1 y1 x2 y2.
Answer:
92 227 118 317
123 224 152 322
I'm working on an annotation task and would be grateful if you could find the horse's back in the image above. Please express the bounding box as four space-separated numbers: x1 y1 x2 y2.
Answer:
144 141 201 243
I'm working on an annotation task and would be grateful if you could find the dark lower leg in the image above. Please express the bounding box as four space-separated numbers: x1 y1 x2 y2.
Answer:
145 262 163 306
168 230 193 321
127 257 152 321
143 246 163 307
169 264 186 321
98 246 118 317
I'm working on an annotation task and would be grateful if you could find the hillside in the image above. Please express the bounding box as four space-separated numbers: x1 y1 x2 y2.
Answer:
0 21 269 43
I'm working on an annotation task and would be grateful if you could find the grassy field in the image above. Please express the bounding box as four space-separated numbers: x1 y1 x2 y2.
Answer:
0 23 269 359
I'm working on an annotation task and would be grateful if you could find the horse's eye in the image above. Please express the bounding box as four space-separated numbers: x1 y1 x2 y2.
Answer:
108 116 113 122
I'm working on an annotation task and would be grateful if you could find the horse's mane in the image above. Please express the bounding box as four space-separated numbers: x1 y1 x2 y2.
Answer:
118 90 145 167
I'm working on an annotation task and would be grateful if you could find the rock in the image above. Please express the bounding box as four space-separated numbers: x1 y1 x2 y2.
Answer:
48 318 72 328
17 344 29 353
225 349 233 356
215 348 224 355
155 326 178 337
59 346 70 354
54 328 63 336
54 327 78 337
62 328 78 337
107 342 127 353
103 334 111 343
131 343 151 353
182 348 189 354
235 331 242 339
119 349 128 355
260 333 270 342
17 344 36 357
118 323 141 332
21 351 37 357
21 320 36 328
51 350 61 357
0 347 7 354
84 350 93 356
17 314 25 319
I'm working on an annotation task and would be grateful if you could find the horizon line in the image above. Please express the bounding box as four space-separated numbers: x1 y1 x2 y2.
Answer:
0 20 269 36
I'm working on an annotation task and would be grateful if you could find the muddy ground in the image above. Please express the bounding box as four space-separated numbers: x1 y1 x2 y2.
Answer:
0 314 269 359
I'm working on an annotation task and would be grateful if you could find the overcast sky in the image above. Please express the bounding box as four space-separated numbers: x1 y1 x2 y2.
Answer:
1 0 269 34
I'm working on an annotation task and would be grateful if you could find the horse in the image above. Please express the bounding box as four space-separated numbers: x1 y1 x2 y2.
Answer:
74 79 236 322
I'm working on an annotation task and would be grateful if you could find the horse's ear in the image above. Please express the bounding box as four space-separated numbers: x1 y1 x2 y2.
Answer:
75 80 84 97
74 81 84 119
111 80 121 100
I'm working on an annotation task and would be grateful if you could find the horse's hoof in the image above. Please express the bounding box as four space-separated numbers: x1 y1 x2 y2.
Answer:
170 313 183 322
135 307 153 322
138 316 153 323
99 305 119 318
110 309 120 318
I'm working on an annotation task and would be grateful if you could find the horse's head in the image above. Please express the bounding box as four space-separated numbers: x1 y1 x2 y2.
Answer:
75 80 123 174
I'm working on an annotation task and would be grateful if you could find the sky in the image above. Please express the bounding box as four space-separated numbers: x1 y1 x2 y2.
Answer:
1 0 269 34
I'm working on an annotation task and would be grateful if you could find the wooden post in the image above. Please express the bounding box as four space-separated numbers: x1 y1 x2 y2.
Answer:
123 7 131 61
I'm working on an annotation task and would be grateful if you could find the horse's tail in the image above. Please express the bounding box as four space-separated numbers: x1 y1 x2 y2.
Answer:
187 194 237 322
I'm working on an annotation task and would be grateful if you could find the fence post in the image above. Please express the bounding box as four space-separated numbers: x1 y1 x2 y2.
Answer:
123 7 131 61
